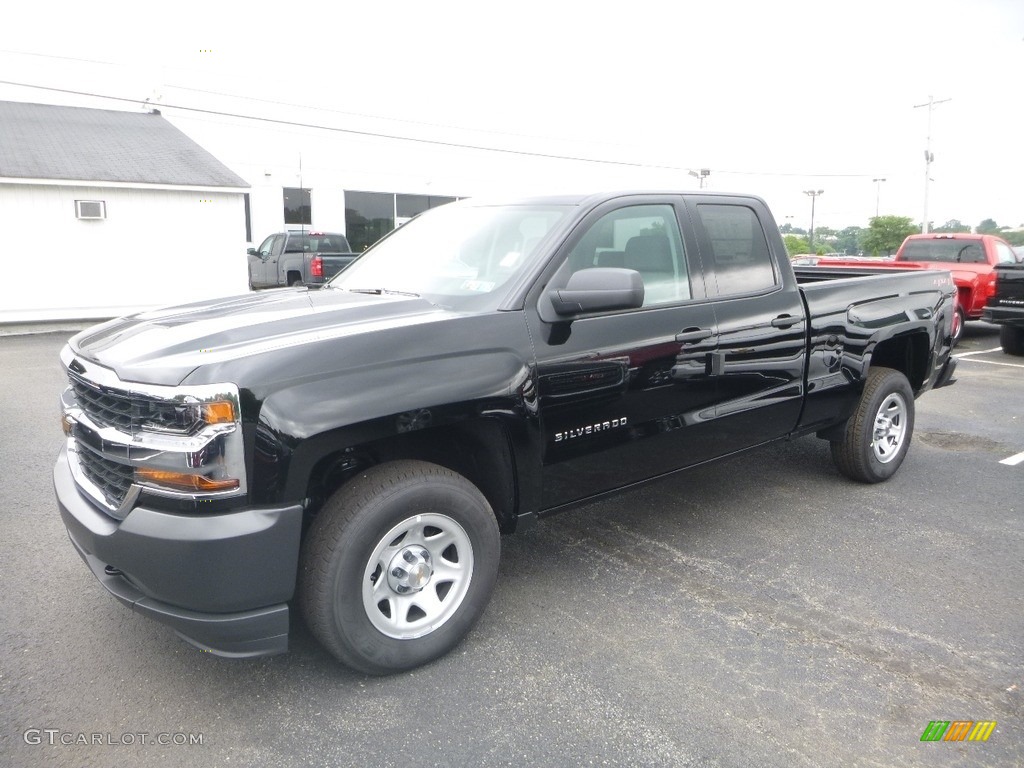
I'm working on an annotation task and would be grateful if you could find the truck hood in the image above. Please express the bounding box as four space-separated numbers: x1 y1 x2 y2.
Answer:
68 287 449 385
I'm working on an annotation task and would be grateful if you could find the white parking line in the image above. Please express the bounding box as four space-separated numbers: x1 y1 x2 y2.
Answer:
954 347 1003 358
999 451 1024 467
957 358 1024 369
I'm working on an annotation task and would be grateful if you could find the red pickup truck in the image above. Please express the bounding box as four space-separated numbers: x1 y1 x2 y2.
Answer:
813 233 1018 340
895 234 1018 324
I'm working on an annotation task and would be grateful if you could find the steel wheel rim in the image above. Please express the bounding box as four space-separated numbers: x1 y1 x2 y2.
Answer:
871 392 907 463
362 513 474 640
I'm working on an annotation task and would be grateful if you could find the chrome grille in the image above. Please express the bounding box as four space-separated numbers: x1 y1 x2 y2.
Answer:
69 372 133 430
76 444 134 508
67 372 201 434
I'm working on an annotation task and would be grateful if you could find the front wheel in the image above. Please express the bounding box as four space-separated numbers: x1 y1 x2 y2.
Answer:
299 461 500 675
830 366 915 483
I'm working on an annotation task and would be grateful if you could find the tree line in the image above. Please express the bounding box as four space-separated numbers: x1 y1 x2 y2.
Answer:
780 217 1024 257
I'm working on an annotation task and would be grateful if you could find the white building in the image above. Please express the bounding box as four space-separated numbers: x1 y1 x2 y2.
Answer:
0 101 250 323
0 98 676 324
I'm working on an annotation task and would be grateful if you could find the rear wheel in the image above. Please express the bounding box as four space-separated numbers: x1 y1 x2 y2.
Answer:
300 460 500 675
1000 324 1024 356
830 366 915 483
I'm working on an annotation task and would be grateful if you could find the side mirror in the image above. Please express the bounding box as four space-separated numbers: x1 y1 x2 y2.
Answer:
246 247 258 256
547 268 644 317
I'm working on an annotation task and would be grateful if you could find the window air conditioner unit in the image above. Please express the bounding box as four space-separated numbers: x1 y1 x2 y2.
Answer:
75 200 106 220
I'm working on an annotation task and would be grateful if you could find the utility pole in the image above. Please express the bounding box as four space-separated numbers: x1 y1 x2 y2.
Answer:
872 178 886 218
913 95 951 234
804 190 824 252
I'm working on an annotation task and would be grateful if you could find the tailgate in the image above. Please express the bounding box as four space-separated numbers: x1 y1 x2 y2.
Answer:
993 264 1024 306
319 254 358 280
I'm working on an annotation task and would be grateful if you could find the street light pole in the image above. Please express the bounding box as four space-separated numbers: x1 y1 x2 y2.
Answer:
913 95 951 234
804 189 824 252
872 178 886 218
688 169 711 189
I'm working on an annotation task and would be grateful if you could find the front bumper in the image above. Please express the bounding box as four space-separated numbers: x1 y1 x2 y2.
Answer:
934 354 958 390
55 448 303 657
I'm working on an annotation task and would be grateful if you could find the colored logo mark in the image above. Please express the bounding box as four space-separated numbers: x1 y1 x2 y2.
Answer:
920 721 996 742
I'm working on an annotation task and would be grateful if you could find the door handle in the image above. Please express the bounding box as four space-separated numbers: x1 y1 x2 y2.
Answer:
770 314 805 329
675 328 713 343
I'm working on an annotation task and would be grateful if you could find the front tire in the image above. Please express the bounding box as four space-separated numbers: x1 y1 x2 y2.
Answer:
299 461 500 675
1000 324 1024 356
830 366 915 483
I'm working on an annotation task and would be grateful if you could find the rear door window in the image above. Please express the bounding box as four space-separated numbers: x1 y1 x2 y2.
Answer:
693 204 778 296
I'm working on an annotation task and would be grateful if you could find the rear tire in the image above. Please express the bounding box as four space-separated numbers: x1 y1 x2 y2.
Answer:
830 366 915 483
1000 324 1024 356
299 460 500 675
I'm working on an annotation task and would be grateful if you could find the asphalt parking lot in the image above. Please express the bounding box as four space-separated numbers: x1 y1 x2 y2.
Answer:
1 324 1021 768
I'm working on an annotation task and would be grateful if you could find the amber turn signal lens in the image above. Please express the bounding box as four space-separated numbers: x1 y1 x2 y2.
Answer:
135 468 239 492
201 401 236 424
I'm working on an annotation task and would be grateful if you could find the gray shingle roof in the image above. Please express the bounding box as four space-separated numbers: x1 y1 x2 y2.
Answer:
0 101 249 188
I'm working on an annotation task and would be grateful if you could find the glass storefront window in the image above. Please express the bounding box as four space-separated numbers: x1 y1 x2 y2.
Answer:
396 194 456 218
345 191 395 252
346 191 460 252
283 188 311 225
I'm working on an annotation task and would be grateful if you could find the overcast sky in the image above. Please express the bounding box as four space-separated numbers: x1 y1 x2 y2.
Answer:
2 0 1022 233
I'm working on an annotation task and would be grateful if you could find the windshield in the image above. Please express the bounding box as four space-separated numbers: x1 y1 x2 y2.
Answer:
329 202 571 308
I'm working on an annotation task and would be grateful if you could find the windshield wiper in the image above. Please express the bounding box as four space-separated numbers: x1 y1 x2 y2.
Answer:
345 288 421 297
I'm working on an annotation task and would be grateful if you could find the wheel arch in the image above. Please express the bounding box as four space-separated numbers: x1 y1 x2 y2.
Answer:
296 418 521 534
868 331 931 393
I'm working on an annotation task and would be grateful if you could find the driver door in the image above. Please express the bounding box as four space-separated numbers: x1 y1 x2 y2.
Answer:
525 196 722 509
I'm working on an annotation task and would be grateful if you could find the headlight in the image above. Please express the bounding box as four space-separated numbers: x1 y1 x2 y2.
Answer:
60 345 248 517
129 387 246 499
137 396 238 434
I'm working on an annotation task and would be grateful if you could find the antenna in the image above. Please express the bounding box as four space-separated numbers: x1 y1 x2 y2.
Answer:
299 153 307 237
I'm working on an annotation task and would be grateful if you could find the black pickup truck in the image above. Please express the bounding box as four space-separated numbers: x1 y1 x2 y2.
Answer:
54 191 957 674
982 262 1024 355
247 230 359 288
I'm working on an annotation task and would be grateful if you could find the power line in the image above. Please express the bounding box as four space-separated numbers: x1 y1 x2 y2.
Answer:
0 48 642 151
0 79 680 170
0 77 889 180
0 48 118 67
167 84 628 147
716 169 877 178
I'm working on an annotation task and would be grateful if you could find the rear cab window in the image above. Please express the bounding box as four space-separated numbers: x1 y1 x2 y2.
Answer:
900 238 985 263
